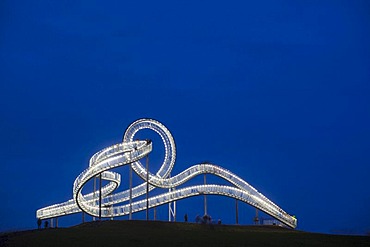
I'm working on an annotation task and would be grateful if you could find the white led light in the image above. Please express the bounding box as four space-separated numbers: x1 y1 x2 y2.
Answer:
36 119 297 228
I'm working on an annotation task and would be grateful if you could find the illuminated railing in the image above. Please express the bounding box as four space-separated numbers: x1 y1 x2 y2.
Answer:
36 118 297 228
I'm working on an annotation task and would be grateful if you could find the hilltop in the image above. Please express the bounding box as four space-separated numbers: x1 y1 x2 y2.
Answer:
1 220 369 247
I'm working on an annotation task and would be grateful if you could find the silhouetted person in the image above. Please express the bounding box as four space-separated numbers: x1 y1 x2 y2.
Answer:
184 213 188 222
195 215 201 223
202 215 209 224
218 219 221 225
37 218 42 229
44 220 49 229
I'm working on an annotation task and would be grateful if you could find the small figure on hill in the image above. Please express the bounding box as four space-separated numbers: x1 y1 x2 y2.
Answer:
218 219 221 225
200 214 213 224
195 214 201 223
184 213 188 222
44 220 49 229
37 218 42 229
202 214 210 224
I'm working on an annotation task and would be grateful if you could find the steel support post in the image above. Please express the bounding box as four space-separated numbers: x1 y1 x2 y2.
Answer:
146 154 149 221
168 187 171 221
168 175 171 221
204 173 207 215
99 173 102 220
174 200 176 222
93 176 96 221
235 199 239 225
129 164 133 220
168 185 176 222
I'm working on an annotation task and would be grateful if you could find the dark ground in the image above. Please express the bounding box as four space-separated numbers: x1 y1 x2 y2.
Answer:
1 220 369 247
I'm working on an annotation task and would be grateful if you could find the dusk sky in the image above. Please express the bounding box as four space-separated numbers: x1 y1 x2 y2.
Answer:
1 1 370 235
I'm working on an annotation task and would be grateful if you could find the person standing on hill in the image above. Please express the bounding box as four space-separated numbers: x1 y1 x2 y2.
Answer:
37 218 42 229
195 215 201 223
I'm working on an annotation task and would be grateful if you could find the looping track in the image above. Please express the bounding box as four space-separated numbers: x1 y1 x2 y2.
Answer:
36 119 297 228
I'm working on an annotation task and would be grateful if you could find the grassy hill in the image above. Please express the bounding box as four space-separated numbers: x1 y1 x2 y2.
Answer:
1 220 369 247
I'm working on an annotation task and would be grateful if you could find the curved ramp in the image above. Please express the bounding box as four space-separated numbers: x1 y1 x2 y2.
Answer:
36 119 297 228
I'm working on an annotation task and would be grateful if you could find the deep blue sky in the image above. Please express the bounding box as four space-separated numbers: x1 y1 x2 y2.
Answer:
1 0 370 235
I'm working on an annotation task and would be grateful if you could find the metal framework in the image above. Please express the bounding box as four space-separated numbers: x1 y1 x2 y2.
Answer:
36 119 297 228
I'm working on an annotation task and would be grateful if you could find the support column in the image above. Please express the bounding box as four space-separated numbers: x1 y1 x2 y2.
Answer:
99 173 102 220
146 154 149 221
174 199 176 222
254 208 259 225
93 176 96 221
129 164 133 220
168 182 171 221
204 174 207 215
55 217 58 228
168 186 176 222
235 199 239 225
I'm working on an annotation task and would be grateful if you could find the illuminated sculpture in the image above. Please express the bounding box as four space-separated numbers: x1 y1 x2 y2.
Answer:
36 119 297 228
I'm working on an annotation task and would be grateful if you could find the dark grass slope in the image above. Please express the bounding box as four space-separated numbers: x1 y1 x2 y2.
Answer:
1 220 369 247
